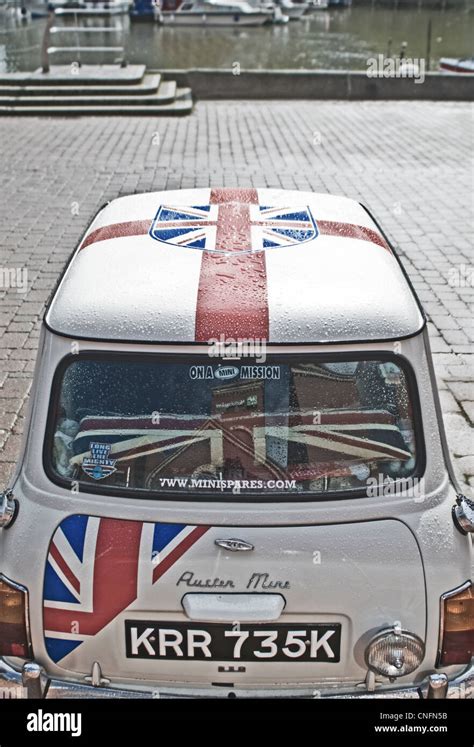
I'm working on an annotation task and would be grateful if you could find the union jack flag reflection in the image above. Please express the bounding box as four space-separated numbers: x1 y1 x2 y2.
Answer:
51 359 417 496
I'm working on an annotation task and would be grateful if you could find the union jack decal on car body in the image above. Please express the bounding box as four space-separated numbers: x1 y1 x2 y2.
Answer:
149 203 318 254
43 515 209 663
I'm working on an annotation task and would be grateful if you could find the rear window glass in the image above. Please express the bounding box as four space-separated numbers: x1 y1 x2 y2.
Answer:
47 355 421 499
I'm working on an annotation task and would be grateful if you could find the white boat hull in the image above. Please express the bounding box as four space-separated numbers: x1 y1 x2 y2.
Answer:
439 57 474 74
286 7 306 17
52 1 130 14
280 4 308 19
158 10 272 25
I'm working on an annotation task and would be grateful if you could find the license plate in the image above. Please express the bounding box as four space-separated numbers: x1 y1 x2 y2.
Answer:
125 621 341 662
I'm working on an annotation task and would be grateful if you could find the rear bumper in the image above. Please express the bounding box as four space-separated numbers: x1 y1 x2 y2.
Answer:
1 657 473 699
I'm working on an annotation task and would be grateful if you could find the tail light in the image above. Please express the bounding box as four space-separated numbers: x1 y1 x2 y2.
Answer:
438 581 473 667
0 574 31 658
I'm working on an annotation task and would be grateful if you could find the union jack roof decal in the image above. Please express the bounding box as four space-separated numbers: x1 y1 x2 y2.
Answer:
149 204 319 253
45 188 424 344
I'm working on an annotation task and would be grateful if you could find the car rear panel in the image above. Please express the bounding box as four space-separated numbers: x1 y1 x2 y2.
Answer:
43 515 425 685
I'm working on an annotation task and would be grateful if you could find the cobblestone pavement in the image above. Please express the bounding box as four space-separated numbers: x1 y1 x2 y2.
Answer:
0 101 472 493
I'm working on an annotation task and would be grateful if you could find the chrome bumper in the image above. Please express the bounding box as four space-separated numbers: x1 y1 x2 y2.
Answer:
0 658 472 699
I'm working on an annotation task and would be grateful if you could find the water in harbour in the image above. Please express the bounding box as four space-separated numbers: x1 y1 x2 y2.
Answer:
0 5 472 73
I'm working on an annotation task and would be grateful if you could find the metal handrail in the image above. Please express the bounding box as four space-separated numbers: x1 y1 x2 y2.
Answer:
41 9 127 73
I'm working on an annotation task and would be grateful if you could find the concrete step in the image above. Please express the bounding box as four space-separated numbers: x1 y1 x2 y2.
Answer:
0 73 162 97
0 64 147 87
0 81 178 106
0 88 193 116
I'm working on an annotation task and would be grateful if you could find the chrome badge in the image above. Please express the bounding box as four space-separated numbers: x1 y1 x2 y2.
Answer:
214 538 254 552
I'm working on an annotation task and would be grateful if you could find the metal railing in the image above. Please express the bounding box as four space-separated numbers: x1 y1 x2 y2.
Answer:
41 9 127 73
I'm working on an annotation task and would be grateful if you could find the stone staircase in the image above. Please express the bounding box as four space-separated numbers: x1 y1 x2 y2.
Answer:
0 65 193 115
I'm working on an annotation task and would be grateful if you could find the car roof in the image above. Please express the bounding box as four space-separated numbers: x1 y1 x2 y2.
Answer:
45 188 424 344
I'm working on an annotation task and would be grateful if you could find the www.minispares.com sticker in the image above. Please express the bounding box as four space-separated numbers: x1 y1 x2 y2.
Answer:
189 365 281 381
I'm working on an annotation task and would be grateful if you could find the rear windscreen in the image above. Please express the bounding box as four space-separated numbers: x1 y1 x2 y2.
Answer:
47 355 420 499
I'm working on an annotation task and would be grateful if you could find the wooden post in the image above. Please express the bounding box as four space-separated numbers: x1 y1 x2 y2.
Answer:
41 10 55 74
426 18 432 72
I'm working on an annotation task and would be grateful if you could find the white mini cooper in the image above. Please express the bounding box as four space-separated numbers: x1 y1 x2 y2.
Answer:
0 188 472 699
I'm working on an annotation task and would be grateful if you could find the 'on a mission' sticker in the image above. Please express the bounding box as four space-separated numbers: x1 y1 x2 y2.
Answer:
189 365 281 381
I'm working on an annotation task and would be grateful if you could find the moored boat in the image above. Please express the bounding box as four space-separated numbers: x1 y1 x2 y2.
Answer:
275 0 307 19
249 0 289 24
272 4 288 22
50 0 130 15
439 57 474 74
156 0 273 25
310 0 329 8
130 0 156 19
